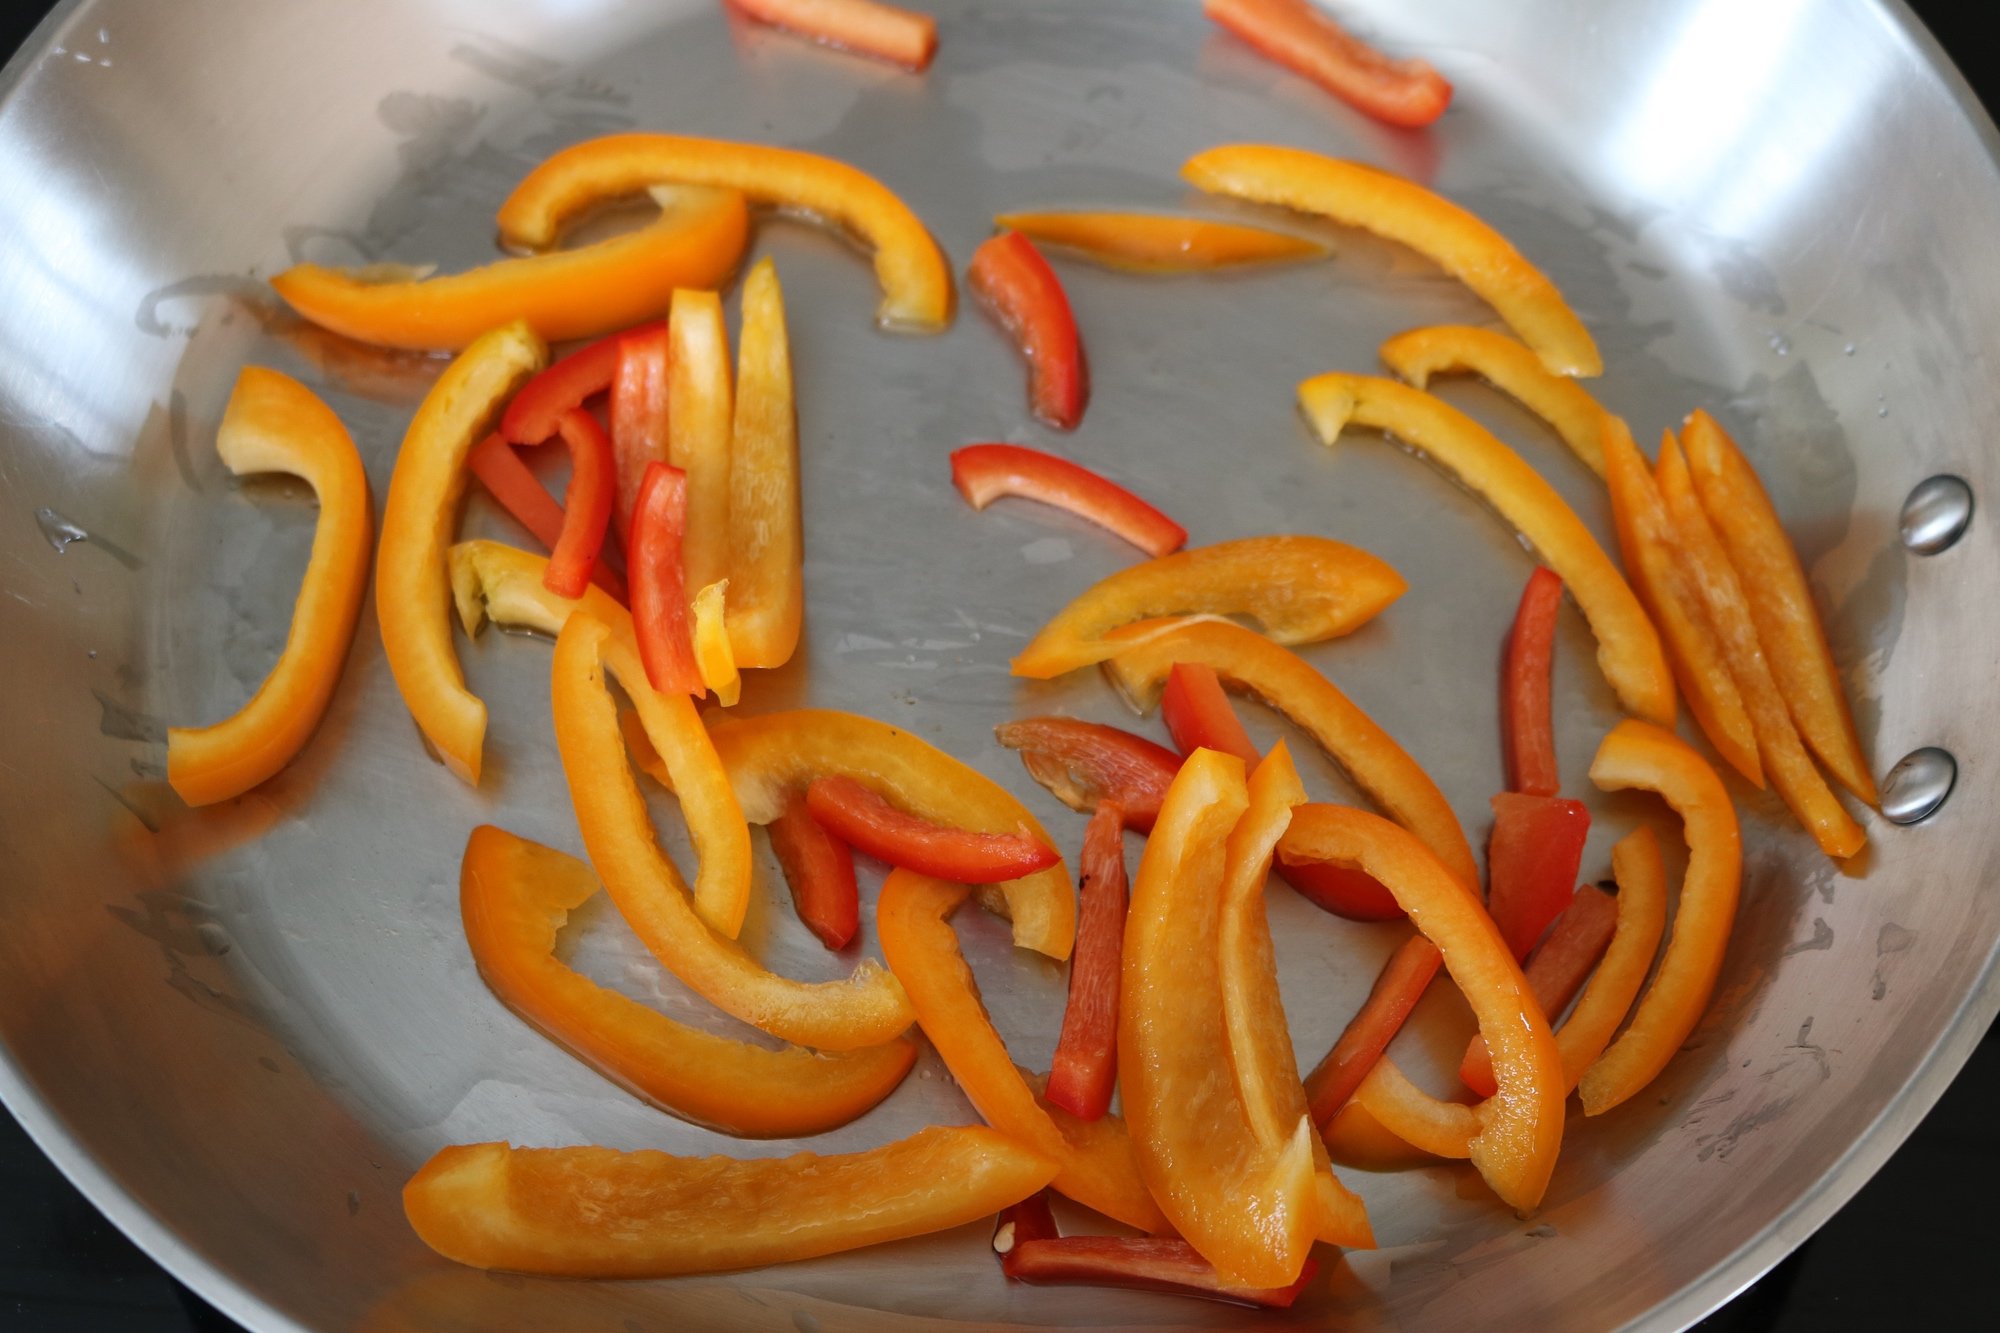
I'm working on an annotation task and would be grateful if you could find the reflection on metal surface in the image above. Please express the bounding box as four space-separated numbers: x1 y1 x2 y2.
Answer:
1880 746 1957 824
1900 474 1974 554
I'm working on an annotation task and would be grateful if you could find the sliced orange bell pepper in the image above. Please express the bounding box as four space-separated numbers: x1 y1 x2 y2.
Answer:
1105 618 1479 892
1185 146 1601 376
1012 534 1406 679
268 187 748 352
552 613 912 1048
497 134 953 331
1319 1099 1442 1172
1122 749 1321 1286
167 367 372 806
404 1125 1055 1277
669 287 735 599
727 0 940 71
991 211 1327 272
1283 803 1564 1213
1602 420 1763 787
377 320 546 784
1299 373 1674 726
1681 409 1878 806
690 579 741 706
1379 325 1612 476
724 258 804 669
1580 720 1741 1115
460 825 914 1136
1658 434 1864 858
875 870 1168 1232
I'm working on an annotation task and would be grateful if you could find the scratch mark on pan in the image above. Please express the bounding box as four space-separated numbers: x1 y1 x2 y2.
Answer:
94 689 167 743
1783 917 1834 955
94 775 159 831
1871 922 1916 1000
1696 1094 1799 1162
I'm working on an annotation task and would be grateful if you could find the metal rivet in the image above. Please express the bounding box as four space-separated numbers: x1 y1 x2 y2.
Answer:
1880 747 1956 824
1900 475 1973 555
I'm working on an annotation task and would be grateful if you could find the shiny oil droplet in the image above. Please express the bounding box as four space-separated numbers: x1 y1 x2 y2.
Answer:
1880 747 1955 825
1899 475 1973 555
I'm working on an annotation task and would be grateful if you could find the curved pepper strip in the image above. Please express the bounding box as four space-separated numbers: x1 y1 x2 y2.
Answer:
1044 801 1127 1122
1284 804 1564 1213
875 871 1169 1233
951 444 1187 558
992 210 1326 272
1013 534 1407 679
447 539 753 938
461 825 914 1136
1299 373 1674 726
1204 0 1453 130
725 258 804 669
1501 566 1564 797
467 433 629 603
167 367 372 806
404 1125 1055 1277
969 230 1088 430
1105 619 1479 892
728 0 939 71
669 287 735 599
807 775 1060 883
269 188 748 352
1379 325 1612 477
497 133 953 330
377 320 546 784
1319 1099 1443 1173
1580 720 1742 1115
690 580 741 706
994 718 1180 834
1184 145 1601 376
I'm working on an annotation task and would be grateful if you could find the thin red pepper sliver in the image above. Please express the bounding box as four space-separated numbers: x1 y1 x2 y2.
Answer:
1043 801 1127 1121
1205 0 1453 129
628 460 702 694
992 1189 1062 1273
610 323 672 545
500 322 663 446
1005 1237 1318 1309
1503 566 1564 797
968 230 1088 430
951 444 1187 557
540 409 617 600
1460 882 1618 1097
1303 933 1441 1126
994 717 1180 834
1486 792 1590 962
727 0 939 70
466 433 628 603
804 775 1061 884
767 788 861 950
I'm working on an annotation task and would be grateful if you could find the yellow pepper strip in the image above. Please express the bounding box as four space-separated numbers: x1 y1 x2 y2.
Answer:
1681 410 1879 806
1284 804 1564 1213
1378 325 1612 477
991 210 1328 272
268 187 748 352
724 258 804 668
669 287 735 597
497 133 953 331
1658 436 1865 859
404 1125 1056 1278
875 872 1169 1233
1011 534 1406 680
551 612 912 1048
377 321 546 784
167 368 372 806
1298 373 1675 726
448 539 752 938
1184 145 1602 376
1320 1100 1444 1172
690 580 741 707
1105 618 1479 892
1123 749 1321 1286
1217 745 1375 1249
1601 420 1763 787
461 826 914 1136
1579 720 1741 1115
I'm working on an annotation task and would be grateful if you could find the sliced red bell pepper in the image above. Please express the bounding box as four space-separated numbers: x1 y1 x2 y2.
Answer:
1043 801 1127 1122
767 789 860 950
993 717 1179 834
805 775 1061 883
1503 566 1563 797
950 444 1186 557
1486 792 1591 962
968 230 1087 430
1460 883 1618 1098
1303 933 1440 1126
500 323 661 447
610 323 671 545
1004 1238 1317 1309
525 409 617 600
1205 0 1452 130
465 433 629 604
727 0 939 70
628 461 702 694
991 1190 1061 1269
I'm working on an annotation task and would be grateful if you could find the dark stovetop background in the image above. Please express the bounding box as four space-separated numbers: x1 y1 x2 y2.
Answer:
2 2 1994 1329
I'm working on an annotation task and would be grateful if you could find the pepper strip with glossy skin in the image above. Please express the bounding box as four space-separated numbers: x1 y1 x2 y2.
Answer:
377 321 546 784
533 409 616 599
1485 793 1590 962
1299 374 1674 726
610 323 671 545
1106 619 1479 893
1380 325 1612 476
1602 421 1762 787
404 1125 1054 1277
1319 1099 1442 1172
467 433 629 603
728 0 939 70
690 580 741 707
1204 0 1453 129
725 258 803 668
669 288 735 599
1681 410 1878 805
876 871 1168 1232
447 540 753 938
1013 534 1406 679
497 134 953 331
167 368 372 807
1458 884 1617 1097
768 790 859 950
1044 802 1127 1122
805 775 1060 883
1501 567 1563 798
1286 805 1564 1212
1580 720 1742 1115
1186 146 1600 376
461 826 914 1135
1123 750 1320 1286
969 230 1088 430
951 444 1187 557
270 188 748 352
502 324 661 447
994 718 1180 834
992 210 1326 272
628 462 702 696
1303 933 1440 1126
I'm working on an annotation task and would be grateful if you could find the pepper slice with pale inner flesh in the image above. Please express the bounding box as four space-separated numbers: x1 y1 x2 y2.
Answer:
724 258 804 669
690 579 741 706
1379 325 1612 477
669 287 735 601
167 367 372 807
991 210 1327 272
1044 802 1127 1123
993 718 1180 834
